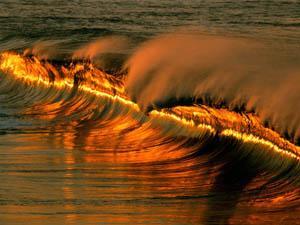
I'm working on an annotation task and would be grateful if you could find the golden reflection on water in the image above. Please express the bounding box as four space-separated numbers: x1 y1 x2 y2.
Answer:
1 52 300 224
0 133 298 224
1 51 299 158
1 124 300 225
0 131 208 225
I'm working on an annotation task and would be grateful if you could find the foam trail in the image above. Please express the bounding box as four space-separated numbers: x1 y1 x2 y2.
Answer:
72 36 129 60
124 31 300 142
23 40 64 60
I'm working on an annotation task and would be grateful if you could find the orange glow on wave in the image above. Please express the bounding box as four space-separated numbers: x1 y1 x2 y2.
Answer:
0 51 299 160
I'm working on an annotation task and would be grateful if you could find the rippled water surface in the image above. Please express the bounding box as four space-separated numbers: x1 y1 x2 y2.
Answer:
0 1 300 225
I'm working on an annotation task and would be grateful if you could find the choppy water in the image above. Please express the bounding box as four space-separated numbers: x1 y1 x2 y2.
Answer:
0 1 300 225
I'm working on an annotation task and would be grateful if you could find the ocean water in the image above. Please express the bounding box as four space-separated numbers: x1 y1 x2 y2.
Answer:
0 1 300 225
1 0 299 49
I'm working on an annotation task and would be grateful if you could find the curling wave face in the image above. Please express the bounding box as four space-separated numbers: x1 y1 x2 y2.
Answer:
0 51 299 158
1 51 300 225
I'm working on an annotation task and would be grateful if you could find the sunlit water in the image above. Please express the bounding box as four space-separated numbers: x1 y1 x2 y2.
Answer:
0 1 300 225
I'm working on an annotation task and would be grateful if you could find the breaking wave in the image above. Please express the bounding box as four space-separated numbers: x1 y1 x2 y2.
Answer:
0 33 300 224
